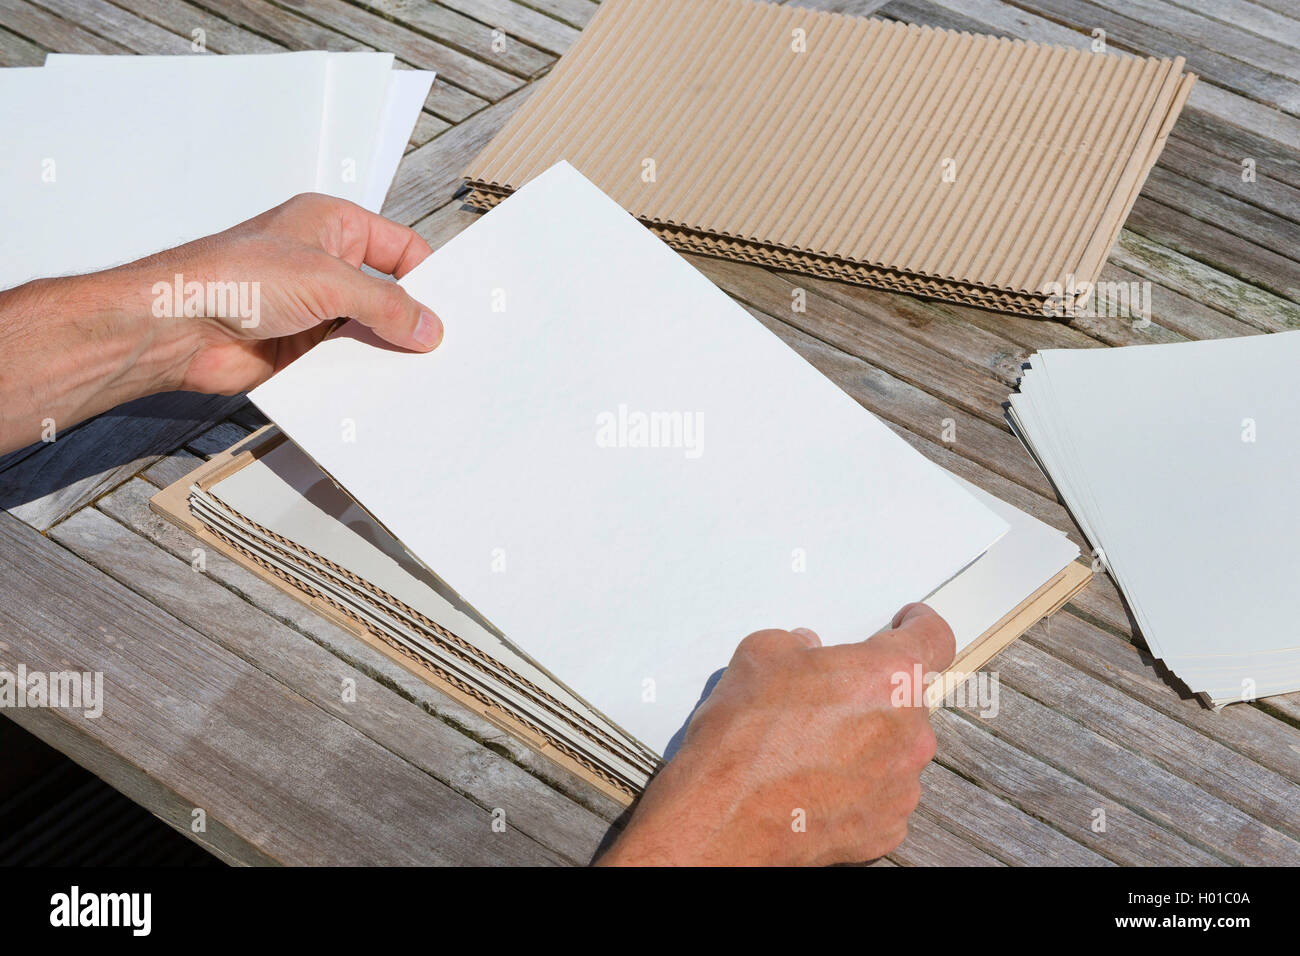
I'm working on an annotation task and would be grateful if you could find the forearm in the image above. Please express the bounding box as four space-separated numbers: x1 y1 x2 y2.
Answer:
0 268 196 454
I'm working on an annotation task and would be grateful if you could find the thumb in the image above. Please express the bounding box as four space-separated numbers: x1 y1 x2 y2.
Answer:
320 256 443 352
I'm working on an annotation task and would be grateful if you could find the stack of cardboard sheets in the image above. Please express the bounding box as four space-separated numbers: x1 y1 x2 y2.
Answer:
464 0 1194 315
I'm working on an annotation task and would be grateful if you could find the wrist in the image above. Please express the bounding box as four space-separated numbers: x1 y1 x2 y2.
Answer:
0 269 200 452
44 267 198 393
597 747 727 866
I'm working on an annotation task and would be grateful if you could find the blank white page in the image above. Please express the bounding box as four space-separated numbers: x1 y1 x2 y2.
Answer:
925 476 1078 652
2 55 326 287
364 69 436 213
316 52 394 205
1028 333 1300 668
250 162 1006 752
46 52 409 214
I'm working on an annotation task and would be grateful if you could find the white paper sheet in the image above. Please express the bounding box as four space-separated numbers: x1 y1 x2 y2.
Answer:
926 476 1079 653
250 162 1007 752
363 69 436 213
208 439 645 755
1 55 328 287
1010 331 1300 703
316 52 395 206
44 52 399 208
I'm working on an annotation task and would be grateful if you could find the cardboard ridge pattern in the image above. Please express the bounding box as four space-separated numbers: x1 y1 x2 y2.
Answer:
463 0 1195 315
150 427 1091 806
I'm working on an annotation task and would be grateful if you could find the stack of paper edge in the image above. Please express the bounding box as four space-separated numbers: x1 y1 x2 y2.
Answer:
0 53 434 290
1008 332 1300 706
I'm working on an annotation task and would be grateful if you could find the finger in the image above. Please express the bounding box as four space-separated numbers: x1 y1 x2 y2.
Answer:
319 257 443 351
862 603 956 676
790 627 822 648
332 200 434 278
891 602 927 630
733 627 815 662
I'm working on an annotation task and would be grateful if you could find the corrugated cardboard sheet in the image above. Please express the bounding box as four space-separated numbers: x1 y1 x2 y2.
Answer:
464 0 1194 315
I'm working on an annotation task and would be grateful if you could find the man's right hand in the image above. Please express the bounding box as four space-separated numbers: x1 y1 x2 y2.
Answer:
598 603 954 866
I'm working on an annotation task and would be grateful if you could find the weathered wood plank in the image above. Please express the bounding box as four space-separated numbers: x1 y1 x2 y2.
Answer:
1141 166 1300 266
992 636 1300 838
509 0 600 30
113 0 283 53
28 0 195 53
1111 230 1300 331
435 0 583 57
185 0 372 51
1028 612 1300 784
1159 137 1300 226
383 82 535 224
889 808 1005 866
918 762 1111 864
345 0 534 95
140 447 205 490
410 109 452 146
277 0 550 85
0 0 130 53
957 668 1300 864
0 19 48 62
1127 195 1300 302
184 419 252 459
0 391 245 531
1165 0 1300 49
932 708 1222 864
1098 262 1260 342
0 510 563 865
1081 0 1300 84
50 504 612 862
180 0 490 121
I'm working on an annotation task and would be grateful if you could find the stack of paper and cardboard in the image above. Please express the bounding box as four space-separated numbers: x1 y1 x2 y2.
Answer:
153 164 1091 802
463 0 1194 315
0 53 434 290
1009 332 1300 706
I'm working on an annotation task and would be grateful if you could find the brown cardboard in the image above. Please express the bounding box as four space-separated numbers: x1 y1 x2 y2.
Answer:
463 0 1194 315
150 427 644 806
151 427 1091 804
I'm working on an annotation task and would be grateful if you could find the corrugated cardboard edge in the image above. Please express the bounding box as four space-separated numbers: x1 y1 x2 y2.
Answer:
463 185 1053 314
149 426 640 807
152 429 1092 794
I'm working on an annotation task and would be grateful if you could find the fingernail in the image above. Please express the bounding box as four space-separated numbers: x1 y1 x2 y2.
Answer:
892 602 931 628
791 627 821 647
414 310 443 349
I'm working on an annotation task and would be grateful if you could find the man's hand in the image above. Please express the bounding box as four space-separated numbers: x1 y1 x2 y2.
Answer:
145 193 441 396
0 194 439 454
598 603 955 866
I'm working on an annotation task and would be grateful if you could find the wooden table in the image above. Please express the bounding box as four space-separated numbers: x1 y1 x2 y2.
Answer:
2 0 1298 866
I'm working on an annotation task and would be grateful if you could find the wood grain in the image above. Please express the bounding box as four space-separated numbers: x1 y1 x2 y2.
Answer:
2 0 1296 866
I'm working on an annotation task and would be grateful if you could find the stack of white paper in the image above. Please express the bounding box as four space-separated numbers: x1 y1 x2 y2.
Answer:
1008 332 1300 706
0 53 434 290
242 162 1083 764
